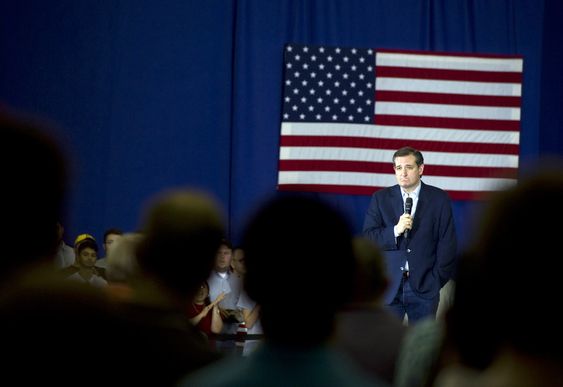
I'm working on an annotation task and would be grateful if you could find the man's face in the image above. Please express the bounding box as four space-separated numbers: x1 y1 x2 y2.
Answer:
104 234 122 255
231 249 246 276
394 154 424 192
214 244 233 273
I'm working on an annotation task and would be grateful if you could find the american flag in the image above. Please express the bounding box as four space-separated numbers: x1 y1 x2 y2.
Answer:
277 44 523 200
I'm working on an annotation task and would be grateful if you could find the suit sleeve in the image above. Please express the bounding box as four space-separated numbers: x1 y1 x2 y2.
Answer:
435 196 458 286
362 192 399 251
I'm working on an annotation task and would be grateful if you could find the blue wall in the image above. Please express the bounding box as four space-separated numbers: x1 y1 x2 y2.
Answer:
1 0 561 248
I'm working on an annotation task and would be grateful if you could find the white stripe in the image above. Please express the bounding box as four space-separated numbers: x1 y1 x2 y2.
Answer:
423 175 517 191
375 101 520 120
376 77 522 96
279 171 396 187
424 151 519 168
279 147 519 168
278 171 517 191
281 122 520 145
280 146 393 163
376 52 523 72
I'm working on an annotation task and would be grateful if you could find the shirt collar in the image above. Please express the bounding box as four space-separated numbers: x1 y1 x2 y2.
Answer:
402 182 421 199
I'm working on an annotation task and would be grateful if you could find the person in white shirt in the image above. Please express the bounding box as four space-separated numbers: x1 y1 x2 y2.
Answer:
95 227 123 269
207 240 243 336
54 222 75 269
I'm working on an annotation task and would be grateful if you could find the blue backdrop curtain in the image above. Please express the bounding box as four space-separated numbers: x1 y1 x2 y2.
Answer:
1 0 561 249
229 0 547 247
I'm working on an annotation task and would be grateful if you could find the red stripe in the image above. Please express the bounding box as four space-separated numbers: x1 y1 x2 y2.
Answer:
277 183 495 201
280 160 392 173
278 184 381 196
279 160 518 179
375 114 520 131
375 90 521 107
376 48 523 60
280 135 519 155
375 66 522 83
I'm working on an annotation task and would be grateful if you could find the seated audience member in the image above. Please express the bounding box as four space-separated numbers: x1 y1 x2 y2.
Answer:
118 189 225 385
61 234 108 287
394 317 445 387
236 288 263 356
208 239 243 337
232 247 264 355
231 246 246 278
179 194 388 387
432 165 563 387
334 237 408 384
96 227 124 268
105 232 143 300
188 281 225 338
54 222 75 268
394 280 454 387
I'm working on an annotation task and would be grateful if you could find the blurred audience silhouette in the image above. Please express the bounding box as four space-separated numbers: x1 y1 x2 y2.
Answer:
0 110 128 386
0 111 226 385
179 194 388 386
117 189 226 385
0 111 67 284
433 163 563 387
334 237 408 384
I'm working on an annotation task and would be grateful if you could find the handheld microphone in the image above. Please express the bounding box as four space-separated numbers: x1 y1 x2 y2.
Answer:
404 196 413 238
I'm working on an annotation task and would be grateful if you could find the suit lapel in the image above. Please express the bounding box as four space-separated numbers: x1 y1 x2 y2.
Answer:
392 185 404 220
412 182 426 233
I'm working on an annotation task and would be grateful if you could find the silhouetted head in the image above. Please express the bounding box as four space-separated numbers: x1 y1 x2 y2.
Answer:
448 163 563 368
135 189 225 299
241 194 355 347
350 237 388 304
0 111 67 282
0 272 130 385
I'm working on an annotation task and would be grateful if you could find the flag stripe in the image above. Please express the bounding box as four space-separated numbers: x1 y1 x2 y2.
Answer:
278 171 516 191
375 90 521 107
375 101 520 120
278 183 383 196
279 147 519 168
376 77 521 96
375 115 520 131
376 48 523 59
281 123 520 145
278 183 495 200
376 51 523 72
280 135 519 155
279 159 517 178
376 66 522 83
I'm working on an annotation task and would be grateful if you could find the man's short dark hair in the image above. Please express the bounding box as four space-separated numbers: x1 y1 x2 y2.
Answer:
104 228 124 243
392 146 424 166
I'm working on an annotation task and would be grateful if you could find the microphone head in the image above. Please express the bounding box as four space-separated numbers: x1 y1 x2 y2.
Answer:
405 197 413 214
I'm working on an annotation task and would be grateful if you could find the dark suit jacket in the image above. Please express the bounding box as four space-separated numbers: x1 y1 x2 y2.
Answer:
363 181 457 304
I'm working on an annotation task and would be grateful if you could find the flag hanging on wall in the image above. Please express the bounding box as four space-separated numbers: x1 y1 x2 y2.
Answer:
277 45 523 200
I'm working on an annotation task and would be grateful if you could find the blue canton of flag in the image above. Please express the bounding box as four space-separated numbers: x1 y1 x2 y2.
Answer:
282 45 375 124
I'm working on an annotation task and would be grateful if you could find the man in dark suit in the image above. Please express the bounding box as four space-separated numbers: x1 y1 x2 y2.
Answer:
363 146 457 323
